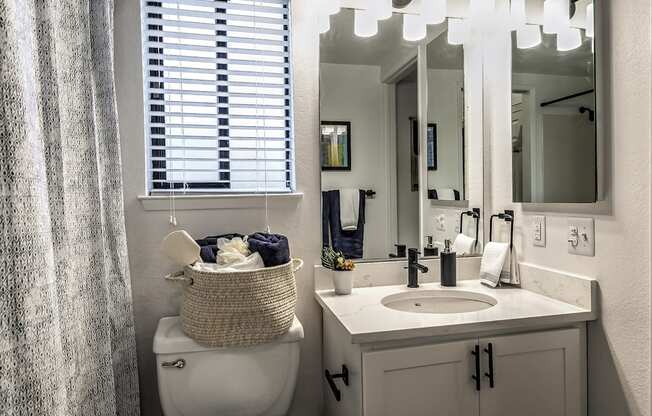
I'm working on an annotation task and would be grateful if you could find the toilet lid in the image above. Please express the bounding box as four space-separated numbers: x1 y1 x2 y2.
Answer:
153 316 304 354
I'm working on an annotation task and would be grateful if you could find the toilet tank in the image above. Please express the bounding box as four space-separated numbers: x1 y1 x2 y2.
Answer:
154 316 303 416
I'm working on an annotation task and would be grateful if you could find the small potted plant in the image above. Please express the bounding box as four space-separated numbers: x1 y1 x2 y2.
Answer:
321 247 355 295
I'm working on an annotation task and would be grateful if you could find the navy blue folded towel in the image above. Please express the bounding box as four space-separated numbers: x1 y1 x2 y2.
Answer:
247 233 290 267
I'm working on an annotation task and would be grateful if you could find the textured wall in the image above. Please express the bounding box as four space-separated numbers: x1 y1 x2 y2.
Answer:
483 1 651 415
113 1 323 415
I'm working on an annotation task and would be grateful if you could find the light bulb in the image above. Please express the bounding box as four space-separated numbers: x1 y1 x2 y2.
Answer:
510 0 527 30
447 18 467 45
403 13 427 42
422 0 447 25
318 12 330 34
557 26 582 51
586 3 594 38
370 0 393 20
543 0 569 34
470 0 495 16
354 8 378 38
323 0 341 16
516 24 542 48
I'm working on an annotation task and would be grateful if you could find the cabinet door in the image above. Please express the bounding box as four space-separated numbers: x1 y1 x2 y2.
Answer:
362 340 480 416
480 328 583 416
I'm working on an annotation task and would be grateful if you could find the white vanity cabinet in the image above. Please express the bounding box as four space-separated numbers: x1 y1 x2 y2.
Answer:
323 314 585 416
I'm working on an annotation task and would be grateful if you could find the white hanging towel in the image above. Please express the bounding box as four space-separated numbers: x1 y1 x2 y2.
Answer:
452 233 476 255
500 245 521 285
479 242 509 287
339 188 360 231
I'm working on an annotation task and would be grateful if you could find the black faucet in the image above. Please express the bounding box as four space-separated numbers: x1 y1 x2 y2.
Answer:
407 248 429 288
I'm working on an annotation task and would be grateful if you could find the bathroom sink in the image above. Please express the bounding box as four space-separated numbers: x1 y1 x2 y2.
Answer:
381 290 497 314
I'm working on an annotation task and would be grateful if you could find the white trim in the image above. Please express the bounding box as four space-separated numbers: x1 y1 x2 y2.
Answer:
138 192 303 211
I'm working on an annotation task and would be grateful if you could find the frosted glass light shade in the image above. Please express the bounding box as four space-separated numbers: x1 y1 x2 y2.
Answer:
354 9 378 38
470 0 495 15
586 3 594 38
447 18 467 45
370 0 393 20
543 0 569 34
422 0 447 25
510 0 527 30
403 13 427 42
516 24 542 48
557 27 582 51
318 12 330 34
323 0 341 16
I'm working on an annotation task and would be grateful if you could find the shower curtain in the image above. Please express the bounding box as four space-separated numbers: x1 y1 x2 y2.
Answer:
0 1 140 415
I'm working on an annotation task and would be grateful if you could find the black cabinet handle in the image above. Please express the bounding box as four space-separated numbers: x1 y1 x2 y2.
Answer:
325 365 349 402
471 345 481 391
484 343 495 388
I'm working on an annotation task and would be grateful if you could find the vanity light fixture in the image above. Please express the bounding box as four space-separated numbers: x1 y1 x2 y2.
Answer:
370 0 393 20
557 26 582 51
354 8 378 37
403 13 427 42
585 3 594 37
470 0 495 15
447 18 467 45
509 0 527 30
318 13 331 34
543 0 569 34
516 24 542 48
421 0 447 25
323 0 341 16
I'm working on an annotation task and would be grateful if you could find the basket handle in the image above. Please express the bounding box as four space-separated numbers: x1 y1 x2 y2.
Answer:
165 270 193 285
292 258 304 272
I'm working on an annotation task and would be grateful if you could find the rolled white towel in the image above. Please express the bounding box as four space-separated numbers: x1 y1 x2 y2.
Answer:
339 188 360 231
437 188 456 200
452 233 476 255
479 242 509 287
161 230 201 267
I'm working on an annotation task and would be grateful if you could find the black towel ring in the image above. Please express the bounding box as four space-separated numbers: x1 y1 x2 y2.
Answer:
459 208 481 249
489 210 515 249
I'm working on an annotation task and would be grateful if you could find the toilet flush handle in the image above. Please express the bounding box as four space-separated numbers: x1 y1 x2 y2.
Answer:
161 359 186 369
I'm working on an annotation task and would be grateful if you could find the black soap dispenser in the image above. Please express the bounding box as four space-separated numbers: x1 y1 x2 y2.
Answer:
440 239 457 287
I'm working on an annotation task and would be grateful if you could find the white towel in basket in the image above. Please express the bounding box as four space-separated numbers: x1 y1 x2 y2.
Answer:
194 252 265 273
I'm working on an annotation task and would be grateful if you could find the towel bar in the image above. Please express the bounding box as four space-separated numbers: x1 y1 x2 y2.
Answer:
489 210 515 249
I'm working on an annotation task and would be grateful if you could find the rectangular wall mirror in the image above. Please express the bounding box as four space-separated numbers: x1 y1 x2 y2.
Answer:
320 9 419 261
420 23 484 258
511 0 598 203
319 7 484 262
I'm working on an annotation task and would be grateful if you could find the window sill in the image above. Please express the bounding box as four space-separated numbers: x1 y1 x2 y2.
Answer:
138 192 304 211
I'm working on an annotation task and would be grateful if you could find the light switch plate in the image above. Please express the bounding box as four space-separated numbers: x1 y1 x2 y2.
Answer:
567 217 595 257
532 215 546 247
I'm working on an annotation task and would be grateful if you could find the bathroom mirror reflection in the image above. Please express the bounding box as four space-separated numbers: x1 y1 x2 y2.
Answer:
420 25 484 258
511 0 598 203
319 10 419 261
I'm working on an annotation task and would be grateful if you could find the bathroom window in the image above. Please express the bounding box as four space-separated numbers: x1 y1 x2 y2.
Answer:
141 0 294 193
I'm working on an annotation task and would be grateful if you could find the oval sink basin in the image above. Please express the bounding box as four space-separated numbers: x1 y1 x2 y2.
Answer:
382 290 497 314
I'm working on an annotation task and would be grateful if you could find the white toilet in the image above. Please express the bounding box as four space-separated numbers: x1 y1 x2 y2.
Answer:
153 316 304 416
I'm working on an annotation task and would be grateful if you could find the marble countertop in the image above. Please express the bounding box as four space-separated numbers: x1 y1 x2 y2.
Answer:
314 280 596 344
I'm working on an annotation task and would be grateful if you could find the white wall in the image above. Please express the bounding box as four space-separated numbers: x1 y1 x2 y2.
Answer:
320 63 390 259
426 69 465 195
483 1 651 415
114 1 323 415
396 81 421 249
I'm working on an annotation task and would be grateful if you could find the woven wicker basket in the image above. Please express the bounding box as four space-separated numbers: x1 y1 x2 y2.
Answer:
166 258 302 347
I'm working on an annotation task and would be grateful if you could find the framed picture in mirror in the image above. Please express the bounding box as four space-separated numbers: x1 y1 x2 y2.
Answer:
427 123 437 171
320 121 351 171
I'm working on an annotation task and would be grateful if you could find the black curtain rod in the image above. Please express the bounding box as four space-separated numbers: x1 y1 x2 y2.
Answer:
540 89 595 107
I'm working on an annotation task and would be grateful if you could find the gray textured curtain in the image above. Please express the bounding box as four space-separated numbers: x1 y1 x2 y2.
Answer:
0 1 140 415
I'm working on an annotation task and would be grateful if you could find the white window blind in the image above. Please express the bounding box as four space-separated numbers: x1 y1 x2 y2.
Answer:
141 0 293 193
